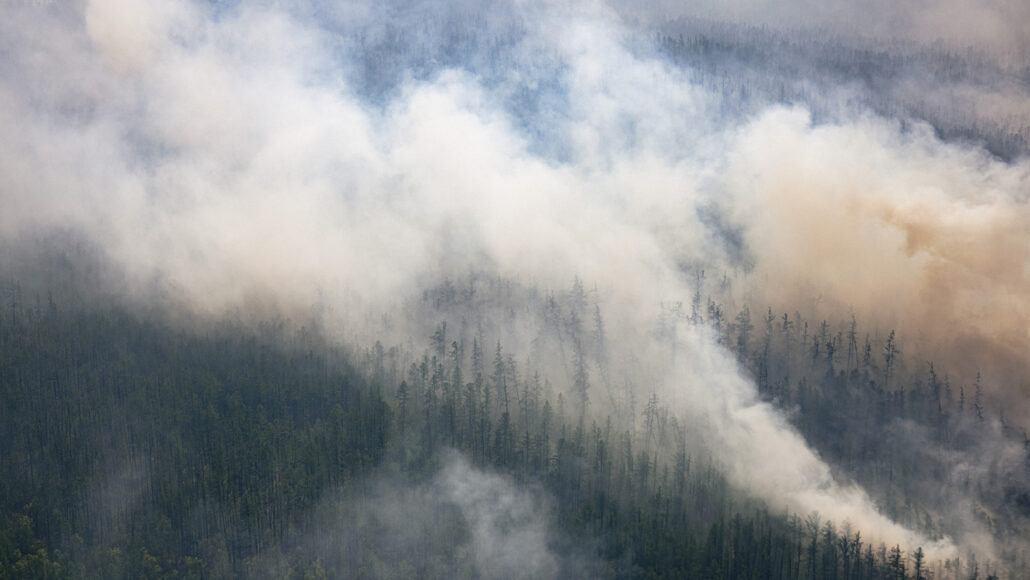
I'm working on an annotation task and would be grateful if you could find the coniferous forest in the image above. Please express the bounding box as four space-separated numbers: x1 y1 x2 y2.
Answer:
2 0 1029 578
2 261 1028 578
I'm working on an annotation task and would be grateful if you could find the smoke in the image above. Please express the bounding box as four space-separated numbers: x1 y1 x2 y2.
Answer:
262 452 596 579
3 0 1028 562
612 0 1030 59
723 108 1030 417
434 453 565 578
669 324 960 559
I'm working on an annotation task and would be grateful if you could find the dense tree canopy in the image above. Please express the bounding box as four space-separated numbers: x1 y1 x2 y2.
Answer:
1 269 1025 578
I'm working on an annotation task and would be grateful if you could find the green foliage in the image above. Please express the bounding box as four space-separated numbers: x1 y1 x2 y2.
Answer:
0 292 388 577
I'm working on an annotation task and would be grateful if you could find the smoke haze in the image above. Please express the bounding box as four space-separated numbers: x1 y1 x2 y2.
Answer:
266 453 591 579
3 0 1028 566
724 108 1030 411
616 0 1030 59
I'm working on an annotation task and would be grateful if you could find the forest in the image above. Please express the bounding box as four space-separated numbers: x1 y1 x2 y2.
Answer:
2 0 1029 578
1 263 1027 577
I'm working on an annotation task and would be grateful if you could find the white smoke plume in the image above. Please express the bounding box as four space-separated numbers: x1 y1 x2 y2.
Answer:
4 0 1029 562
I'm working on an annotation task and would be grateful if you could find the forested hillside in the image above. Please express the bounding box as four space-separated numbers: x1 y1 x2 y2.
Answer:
2 265 1026 577
0 275 389 577
2 0 1029 578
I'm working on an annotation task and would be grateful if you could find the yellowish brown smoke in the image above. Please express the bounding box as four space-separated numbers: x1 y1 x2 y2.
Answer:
728 109 1030 422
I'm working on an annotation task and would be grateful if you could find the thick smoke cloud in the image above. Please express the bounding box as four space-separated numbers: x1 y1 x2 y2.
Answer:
723 108 1030 416
3 0 1028 562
